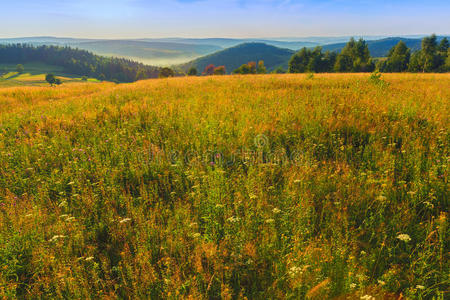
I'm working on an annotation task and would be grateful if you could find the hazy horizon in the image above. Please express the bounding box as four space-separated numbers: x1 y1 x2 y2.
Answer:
1 0 449 39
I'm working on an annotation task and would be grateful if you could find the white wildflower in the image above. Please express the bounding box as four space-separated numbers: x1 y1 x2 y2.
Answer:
397 233 411 242
272 208 281 214
416 285 425 290
50 235 65 242
119 218 132 224
227 216 240 223
288 266 302 278
376 195 387 201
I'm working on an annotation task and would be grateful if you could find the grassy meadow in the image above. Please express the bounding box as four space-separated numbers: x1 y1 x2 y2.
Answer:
0 63 99 87
0 74 448 299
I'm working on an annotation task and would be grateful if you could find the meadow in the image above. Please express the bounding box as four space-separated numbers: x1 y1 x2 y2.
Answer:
0 74 448 299
0 63 99 87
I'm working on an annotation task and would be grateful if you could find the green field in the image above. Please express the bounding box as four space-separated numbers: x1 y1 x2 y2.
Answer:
0 74 448 299
0 63 99 87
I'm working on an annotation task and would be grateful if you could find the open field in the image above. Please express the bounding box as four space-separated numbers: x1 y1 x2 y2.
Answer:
0 74 448 299
0 63 99 87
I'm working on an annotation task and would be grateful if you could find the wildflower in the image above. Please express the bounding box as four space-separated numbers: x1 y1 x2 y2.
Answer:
376 195 387 201
350 283 356 289
416 285 425 290
397 233 411 242
227 216 240 223
360 295 375 300
377 280 386 286
85 256 94 261
294 179 301 183
50 235 65 242
265 218 275 224
288 266 301 277
272 207 281 214
119 218 132 224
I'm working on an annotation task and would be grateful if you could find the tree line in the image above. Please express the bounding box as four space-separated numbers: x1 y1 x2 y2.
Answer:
288 35 449 73
0 44 161 82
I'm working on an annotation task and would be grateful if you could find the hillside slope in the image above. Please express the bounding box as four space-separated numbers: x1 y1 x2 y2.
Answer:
0 74 448 299
181 43 294 73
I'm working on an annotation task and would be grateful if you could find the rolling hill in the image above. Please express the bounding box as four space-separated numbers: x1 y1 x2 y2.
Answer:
180 43 294 73
74 40 222 66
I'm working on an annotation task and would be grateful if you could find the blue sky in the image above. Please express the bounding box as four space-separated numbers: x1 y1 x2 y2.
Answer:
1 0 449 38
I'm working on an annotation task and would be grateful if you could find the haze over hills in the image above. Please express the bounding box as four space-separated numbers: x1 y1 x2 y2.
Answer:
2 35 446 67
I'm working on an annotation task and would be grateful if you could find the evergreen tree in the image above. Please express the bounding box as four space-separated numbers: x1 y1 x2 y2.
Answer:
187 67 198 76
334 38 373 72
289 48 310 73
382 41 411 72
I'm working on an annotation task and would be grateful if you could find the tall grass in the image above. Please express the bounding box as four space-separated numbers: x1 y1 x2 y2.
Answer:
0 74 448 299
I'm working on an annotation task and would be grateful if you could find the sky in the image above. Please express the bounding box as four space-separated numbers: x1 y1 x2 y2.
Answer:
1 0 449 38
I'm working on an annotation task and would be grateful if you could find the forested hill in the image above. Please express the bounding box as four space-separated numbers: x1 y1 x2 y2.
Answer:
0 44 161 82
180 43 294 74
321 37 448 57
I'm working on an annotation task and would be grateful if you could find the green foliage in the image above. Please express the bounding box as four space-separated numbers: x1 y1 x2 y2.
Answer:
158 67 175 78
257 60 267 74
408 35 448 73
187 67 198 76
45 73 56 86
81 76 88 81
289 47 337 73
334 38 374 72
15 64 24 74
379 41 411 72
213 65 226 75
233 61 257 74
272 66 286 74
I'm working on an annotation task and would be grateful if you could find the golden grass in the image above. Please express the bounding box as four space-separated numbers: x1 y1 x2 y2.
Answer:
0 73 448 299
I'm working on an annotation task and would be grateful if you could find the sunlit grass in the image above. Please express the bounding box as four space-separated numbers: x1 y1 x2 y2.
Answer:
0 73 448 299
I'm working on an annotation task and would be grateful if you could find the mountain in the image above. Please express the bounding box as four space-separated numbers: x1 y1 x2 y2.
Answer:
139 38 317 50
180 43 294 73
